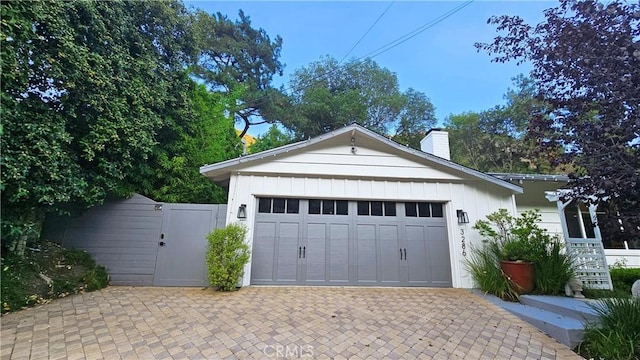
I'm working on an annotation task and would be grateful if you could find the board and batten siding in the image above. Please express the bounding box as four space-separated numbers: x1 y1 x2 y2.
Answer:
517 205 564 237
225 142 520 288
241 144 468 181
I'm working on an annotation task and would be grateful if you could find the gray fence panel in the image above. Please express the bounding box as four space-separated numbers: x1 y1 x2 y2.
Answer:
42 194 163 286
42 194 227 287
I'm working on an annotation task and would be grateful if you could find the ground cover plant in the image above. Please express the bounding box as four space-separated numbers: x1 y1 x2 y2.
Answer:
1 241 109 314
578 297 640 360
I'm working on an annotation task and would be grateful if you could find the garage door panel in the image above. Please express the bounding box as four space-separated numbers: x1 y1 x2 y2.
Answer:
406 225 429 285
356 224 377 283
379 225 401 284
275 222 299 282
306 223 326 283
251 222 276 282
427 225 453 286
329 223 349 283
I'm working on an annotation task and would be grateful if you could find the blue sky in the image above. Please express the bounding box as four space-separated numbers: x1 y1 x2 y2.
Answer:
187 1 555 136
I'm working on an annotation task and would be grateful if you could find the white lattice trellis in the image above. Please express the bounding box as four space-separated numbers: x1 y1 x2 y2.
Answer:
546 191 613 290
565 239 612 289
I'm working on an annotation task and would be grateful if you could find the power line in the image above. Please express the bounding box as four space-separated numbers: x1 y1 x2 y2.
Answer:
362 1 473 59
339 1 396 64
246 0 475 113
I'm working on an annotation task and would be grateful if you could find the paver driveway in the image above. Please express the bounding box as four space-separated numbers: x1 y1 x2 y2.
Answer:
1 286 582 359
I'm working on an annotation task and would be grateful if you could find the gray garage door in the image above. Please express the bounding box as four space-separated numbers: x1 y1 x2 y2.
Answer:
251 198 452 287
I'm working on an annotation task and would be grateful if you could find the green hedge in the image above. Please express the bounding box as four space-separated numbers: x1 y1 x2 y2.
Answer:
611 267 640 295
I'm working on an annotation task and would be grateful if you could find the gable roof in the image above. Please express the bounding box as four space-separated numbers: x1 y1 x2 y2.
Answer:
200 124 523 193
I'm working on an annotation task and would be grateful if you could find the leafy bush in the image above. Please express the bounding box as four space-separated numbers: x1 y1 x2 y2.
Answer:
584 267 640 299
473 209 548 263
579 297 640 360
84 266 109 291
206 223 250 291
610 267 640 295
466 209 574 299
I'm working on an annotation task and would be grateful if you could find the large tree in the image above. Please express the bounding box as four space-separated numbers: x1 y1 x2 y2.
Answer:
281 56 436 147
477 0 639 242
190 10 286 137
0 1 200 252
129 83 242 204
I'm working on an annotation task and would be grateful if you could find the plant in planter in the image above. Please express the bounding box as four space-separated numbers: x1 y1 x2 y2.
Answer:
466 209 573 299
500 239 536 294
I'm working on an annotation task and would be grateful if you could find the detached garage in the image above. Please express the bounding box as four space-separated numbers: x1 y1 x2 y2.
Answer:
200 124 522 288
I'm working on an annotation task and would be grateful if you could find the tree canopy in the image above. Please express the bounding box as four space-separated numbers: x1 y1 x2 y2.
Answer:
2 1 194 212
445 76 562 173
0 1 260 252
279 56 436 148
250 125 295 153
477 0 640 242
190 10 286 137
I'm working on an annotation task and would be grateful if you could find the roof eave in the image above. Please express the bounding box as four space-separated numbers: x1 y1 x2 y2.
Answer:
200 124 523 194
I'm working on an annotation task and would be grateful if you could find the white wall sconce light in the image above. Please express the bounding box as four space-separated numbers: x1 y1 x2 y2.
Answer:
237 204 247 219
457 210 469 224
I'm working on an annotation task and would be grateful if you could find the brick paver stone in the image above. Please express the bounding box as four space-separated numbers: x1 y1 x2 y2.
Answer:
0 287 583 359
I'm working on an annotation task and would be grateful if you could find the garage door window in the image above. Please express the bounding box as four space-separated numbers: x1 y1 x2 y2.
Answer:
258 198 300 214
309 199 348 215
405 202 444 218
358 201 396 216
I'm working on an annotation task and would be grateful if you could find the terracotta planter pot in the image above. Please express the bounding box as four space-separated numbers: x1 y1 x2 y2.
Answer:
500 260 535 294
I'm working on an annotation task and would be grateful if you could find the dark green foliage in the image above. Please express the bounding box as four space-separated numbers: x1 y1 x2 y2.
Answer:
131 83 241 204
585 268 640 299
206 223 251 291
0 0 200 249
1 253 43 313
534 241 574 295
191 10 285 137
1 242 109 313
467 209 574 299
579 297 640 359
473 209 549 263
610 268 640 295
83 266 109 292
250 125 295 153
1 0 263 252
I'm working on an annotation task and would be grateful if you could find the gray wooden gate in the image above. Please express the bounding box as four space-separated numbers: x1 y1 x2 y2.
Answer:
42 194 227 286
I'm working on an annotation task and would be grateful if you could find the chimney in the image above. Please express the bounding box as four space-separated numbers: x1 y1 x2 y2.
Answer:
420 129 450 160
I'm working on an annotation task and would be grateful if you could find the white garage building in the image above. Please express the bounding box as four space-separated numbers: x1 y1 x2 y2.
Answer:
201 124 526 288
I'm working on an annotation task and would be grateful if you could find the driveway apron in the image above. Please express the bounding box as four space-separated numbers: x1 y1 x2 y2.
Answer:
1 286 583 359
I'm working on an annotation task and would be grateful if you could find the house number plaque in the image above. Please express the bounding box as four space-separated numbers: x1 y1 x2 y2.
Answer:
460 228 467 257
